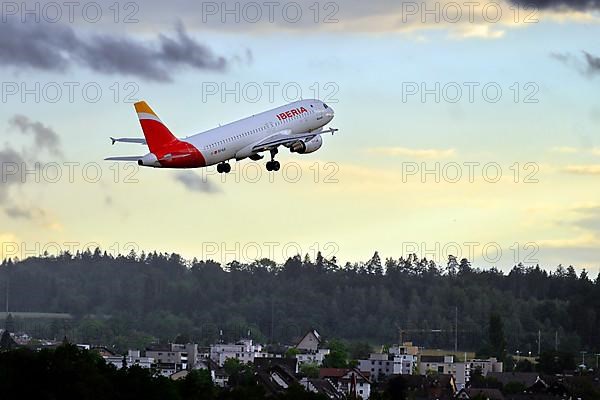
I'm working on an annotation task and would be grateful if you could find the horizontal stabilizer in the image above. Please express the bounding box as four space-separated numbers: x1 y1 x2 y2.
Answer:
104 156 143 162
110 137 147 145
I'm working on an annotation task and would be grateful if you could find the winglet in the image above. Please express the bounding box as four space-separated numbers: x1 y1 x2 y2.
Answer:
110 137 116 145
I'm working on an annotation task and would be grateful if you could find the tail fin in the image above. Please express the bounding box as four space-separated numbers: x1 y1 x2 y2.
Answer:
134 101 178 152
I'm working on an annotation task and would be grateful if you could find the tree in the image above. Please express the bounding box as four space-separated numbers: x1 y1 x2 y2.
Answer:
179 369 215 400
285 347 299 358
489 313 506 360
4 313 14 333
366 252 383 275
299 362 320 378
322 339 348 368
385 375 408 400
0 330 16 350
537 350 576 374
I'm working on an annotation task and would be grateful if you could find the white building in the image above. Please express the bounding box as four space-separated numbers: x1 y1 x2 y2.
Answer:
418 355 502 390
296 348 330 365
103 350 154 370
357 343 418 381
419 354 455 375
146 343 199 374
210 339 270 366
294 330 330 366
469 358 503 376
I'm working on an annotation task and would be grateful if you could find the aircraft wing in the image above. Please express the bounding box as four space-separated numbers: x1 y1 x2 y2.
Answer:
250 128 338 152
104 156 143 161
110 137 147 145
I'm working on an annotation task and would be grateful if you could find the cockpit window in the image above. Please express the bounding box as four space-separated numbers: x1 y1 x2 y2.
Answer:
323 103 329 109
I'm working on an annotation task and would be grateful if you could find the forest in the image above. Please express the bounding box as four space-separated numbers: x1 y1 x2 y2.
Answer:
0 249 598 357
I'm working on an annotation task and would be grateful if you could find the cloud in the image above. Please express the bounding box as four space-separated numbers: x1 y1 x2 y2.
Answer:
175 172 221 194
368 147 456 159
0 116 63 227
0 20 229 82
551 51 600 77
509 0 600 10
562 165 600 175
4 206 45 220
9 115 62 156
549 146 578 154
0 147 26 202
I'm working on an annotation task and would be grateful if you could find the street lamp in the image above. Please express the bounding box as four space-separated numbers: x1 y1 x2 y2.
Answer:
580 351 587 370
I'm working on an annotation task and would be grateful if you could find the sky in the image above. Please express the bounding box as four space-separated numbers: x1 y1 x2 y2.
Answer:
1 0 600 272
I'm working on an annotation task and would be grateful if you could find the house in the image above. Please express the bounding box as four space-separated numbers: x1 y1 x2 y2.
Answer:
358 353 395 382
146 343 198 375
469 358 503 376
299 377 344 399
255 357 298 374
101 349 154 370
203 358 229 387
486 372 547 390
358 348 418 381
209 339 269 366
418 355 472 390
296 348 331 365
255 358 300 396
294 329 330 365
320 368 372 400
420 355 455 375
296 329 322 352
401 373 457 399
389 342 419 356
455 387 505 400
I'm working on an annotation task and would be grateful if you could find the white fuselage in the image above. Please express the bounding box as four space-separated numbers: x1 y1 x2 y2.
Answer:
183 99 334 166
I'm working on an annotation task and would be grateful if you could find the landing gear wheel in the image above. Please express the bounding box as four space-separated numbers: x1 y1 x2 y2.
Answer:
266 148 280 171
217 163 231 173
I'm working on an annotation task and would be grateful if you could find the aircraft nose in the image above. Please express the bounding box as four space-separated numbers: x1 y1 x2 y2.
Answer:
325 106 334 119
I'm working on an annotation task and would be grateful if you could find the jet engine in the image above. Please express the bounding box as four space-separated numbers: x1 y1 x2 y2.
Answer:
289 136 323 154
137 153 159 167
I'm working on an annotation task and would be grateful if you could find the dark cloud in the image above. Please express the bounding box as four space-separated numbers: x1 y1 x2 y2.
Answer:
0 20 229 82
0 147 26 202
551 51 600 77
571 206 600 233
1 116 62 222
583 51 600 74
9 115 62 156
4 206 44 220
175 172 221 194
509 0 599 10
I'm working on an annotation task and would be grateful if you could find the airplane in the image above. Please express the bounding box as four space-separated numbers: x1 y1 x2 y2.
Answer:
105 99 337 172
